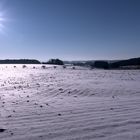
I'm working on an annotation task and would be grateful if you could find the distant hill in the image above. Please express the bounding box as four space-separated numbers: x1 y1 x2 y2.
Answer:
0 59 41 64
110 57 140 68
64 60 119 66
0 57 139 68
64 57 140 69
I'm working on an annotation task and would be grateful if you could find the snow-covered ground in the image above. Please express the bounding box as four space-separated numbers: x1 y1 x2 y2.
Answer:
0 64 140 140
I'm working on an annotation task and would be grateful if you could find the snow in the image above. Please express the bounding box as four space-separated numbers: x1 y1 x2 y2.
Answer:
0 64 140 140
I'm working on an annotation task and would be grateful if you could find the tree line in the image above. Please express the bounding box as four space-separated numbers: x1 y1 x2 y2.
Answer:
0 59 64 65
0 59 41 64
90 57 140 69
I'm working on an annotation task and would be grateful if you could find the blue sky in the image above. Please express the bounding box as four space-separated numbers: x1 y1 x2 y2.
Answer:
0 0 139 61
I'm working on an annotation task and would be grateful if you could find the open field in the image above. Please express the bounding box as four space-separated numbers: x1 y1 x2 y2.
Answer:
0 65 140 140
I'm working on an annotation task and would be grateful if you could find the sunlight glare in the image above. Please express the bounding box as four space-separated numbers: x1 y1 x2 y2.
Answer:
0 12 6 32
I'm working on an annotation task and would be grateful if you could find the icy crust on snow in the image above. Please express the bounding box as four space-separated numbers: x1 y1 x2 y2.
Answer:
0 65 140 140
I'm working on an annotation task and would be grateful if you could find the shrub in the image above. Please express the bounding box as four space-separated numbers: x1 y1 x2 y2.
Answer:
72 67 75 70
22 65 27 68
41 65 46 69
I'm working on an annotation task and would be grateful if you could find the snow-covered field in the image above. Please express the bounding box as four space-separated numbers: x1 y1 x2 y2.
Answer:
0 64 140 140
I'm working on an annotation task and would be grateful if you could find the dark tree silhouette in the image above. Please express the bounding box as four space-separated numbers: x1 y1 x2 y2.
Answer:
44 59 64 65
0 59 41 64
110 57 140 68
94 61 109 69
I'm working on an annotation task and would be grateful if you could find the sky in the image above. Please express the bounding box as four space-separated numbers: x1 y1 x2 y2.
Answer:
0 0 139 61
